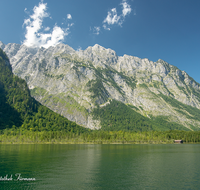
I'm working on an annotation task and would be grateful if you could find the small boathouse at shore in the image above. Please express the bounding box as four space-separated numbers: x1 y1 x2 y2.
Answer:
174 140 183 143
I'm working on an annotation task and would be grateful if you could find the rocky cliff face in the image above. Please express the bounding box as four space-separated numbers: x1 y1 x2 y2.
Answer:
1 41 200 130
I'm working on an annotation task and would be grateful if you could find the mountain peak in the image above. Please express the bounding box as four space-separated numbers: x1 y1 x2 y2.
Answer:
157 59 168 63
93 44 105 49
0 41 5 50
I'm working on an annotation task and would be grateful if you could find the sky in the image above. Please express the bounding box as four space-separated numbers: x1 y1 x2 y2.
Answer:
0 0 200 83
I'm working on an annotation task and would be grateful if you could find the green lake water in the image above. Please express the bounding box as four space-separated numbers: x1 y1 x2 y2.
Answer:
0 144 200 190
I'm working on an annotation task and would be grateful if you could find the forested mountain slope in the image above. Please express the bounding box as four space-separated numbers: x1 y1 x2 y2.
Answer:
0 48 88 133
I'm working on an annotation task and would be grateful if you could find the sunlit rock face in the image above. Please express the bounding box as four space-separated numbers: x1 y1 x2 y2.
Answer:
2 41 200 130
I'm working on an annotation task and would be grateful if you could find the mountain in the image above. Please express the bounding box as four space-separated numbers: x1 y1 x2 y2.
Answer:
0 48 88 133
1 41 200 131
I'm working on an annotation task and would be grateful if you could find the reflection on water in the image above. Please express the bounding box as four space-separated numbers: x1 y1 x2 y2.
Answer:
0 144 200 190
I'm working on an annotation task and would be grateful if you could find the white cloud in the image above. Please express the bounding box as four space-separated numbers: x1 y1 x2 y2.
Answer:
102 0 132 31
41 25 68 48
103 8 121 25
93 26 100 35
44 26 50 31
103 24 110 30
68 23 74 27
67 14 72 19
24 7 28 14
23 1 72 48
121 0 132 17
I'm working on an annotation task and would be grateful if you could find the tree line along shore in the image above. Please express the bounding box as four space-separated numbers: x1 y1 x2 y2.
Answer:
1 129 200 144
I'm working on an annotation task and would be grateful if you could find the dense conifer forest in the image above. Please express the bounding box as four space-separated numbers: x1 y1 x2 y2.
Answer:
92 100 188 132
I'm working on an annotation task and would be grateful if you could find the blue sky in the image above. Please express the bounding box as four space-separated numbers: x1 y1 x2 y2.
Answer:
0 0 200 83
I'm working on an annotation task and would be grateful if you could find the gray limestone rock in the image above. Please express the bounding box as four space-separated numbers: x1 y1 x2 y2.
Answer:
1 41 200 130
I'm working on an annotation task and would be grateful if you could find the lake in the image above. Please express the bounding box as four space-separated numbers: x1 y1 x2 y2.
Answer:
0 144 200 190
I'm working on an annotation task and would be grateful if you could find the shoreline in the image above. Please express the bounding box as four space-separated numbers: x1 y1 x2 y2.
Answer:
1 129 200 144
1 140 198 145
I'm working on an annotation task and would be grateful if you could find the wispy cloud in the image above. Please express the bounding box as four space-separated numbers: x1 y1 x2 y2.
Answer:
100 0 132 32
93 26 101 35
103 8 121 25
44 26 50 31
133 8 136 16
103 24 111 31
23 1 73 48
121 0 132 17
